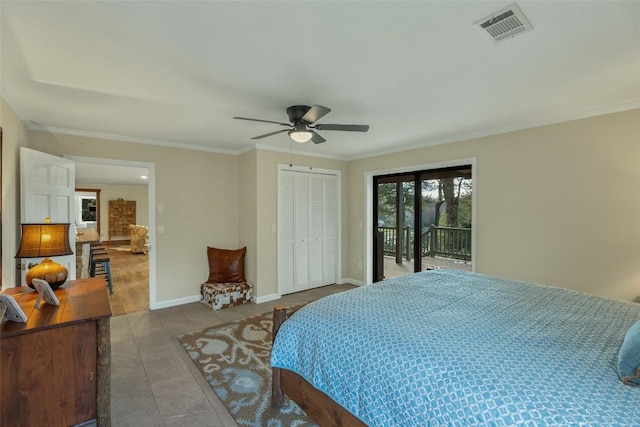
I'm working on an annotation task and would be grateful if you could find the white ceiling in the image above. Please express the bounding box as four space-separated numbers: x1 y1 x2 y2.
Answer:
1 1 639 164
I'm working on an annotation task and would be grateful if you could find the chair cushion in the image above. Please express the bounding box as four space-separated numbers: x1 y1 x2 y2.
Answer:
200 281 253 311
207 246 246 283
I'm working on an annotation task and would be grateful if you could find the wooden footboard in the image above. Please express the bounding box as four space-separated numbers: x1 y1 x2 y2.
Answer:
271 305 288 409
271 306 366 427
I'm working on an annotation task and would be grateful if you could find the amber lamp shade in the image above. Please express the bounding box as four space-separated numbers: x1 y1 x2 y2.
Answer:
15 223 73 289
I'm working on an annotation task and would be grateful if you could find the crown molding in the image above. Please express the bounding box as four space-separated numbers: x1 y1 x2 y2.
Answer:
25 122 241 155
0 88 30 123
346 101 640 161
8 94 638 162
24 122 348 160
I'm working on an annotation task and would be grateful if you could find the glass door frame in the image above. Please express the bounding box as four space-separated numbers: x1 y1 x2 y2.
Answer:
372 164 473 282
373 173 422 281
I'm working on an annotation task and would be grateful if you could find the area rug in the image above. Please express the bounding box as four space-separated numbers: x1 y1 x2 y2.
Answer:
177 308 317 427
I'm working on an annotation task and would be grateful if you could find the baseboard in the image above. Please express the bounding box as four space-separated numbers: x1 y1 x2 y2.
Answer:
149 282 362 309
151 294 201 310
339 277 365 287
152 292 282 309
255 293 281 304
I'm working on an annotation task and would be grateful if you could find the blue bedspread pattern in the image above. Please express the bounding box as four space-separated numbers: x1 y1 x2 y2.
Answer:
271 270 640 426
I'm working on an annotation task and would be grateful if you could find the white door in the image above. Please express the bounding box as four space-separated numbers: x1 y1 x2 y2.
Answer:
294 172 310 290
278 171 295 294
278 167 339 295
19 148 76 286
308 175 324 287
323 175 338 285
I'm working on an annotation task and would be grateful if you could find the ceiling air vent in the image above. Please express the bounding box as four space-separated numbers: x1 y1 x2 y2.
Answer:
474 4 533 43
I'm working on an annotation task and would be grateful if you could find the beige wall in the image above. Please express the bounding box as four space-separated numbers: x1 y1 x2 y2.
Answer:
76 183 149 241
348 109 640 301
1 98 30 288
238 149 257 287
254 149 349 298
5 94 638 303
28 131 241 303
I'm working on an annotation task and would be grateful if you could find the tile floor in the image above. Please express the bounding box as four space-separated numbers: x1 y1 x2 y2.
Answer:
110 284 356 426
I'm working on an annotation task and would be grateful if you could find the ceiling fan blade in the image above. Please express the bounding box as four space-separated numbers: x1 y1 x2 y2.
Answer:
301 105 331 124
314 124 369 132
234 116 291 127
310 130 326 144
251 129 290 140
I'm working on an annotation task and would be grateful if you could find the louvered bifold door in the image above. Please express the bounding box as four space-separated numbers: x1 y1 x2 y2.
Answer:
278 171 295 294
323 175 338 285
294 173 310 290
309 175 325 287
279 168 339 295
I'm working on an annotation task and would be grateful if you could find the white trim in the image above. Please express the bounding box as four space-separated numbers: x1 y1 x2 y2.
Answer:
66 155 153 169
339 277 365 287
65 155 158 311
346 101 640 161
9 98 639 161
31 125 239 155
364 158 477 284
255 293 281 304
277 164 342 296
278 163 343 176
1 88 30 123
152 294 201 310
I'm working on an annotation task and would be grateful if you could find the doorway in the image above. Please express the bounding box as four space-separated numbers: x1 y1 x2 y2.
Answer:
67 155 156 314
75 189 101 243
373 165 473 281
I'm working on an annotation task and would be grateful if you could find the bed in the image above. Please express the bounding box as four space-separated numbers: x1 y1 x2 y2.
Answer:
270 269 640 426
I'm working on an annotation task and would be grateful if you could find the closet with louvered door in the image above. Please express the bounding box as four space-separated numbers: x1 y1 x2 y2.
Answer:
278 167 339 295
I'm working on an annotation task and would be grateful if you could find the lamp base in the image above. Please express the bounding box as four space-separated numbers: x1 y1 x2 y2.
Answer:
25 258 68 290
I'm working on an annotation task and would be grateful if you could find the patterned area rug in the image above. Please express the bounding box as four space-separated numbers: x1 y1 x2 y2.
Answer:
177 308 317 427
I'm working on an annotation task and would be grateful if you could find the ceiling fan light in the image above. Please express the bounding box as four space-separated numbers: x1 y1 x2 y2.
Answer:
289 129 313 143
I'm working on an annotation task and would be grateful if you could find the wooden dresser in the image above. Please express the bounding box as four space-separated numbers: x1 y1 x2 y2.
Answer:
0 278 112 426
108 199 136 244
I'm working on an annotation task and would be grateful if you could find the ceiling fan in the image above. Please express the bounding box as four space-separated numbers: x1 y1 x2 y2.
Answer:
233 105 369 144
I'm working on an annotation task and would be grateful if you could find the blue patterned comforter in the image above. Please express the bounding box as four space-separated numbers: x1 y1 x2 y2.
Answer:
271 270 640 426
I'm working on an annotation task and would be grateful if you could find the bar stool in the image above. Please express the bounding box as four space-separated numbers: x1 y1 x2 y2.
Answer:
89 245 107 274
90 250 113 294
89 243 107 266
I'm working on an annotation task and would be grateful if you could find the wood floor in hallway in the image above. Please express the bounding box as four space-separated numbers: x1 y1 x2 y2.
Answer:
105 241 149 316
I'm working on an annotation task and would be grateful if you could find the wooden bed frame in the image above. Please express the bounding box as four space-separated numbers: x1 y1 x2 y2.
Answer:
271 305 367 427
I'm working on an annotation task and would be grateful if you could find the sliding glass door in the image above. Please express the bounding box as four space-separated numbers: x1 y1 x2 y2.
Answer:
374 175 415 281
418 169 472 273
373 165 472 281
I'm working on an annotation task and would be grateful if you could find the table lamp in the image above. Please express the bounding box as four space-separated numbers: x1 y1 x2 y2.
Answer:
15 222 74 289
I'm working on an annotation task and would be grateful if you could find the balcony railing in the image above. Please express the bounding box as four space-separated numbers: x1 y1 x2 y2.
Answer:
422 226 471 260
379 226 412 261
378 226 471 261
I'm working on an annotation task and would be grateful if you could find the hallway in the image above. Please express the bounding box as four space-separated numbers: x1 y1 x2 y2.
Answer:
106 242 149 316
